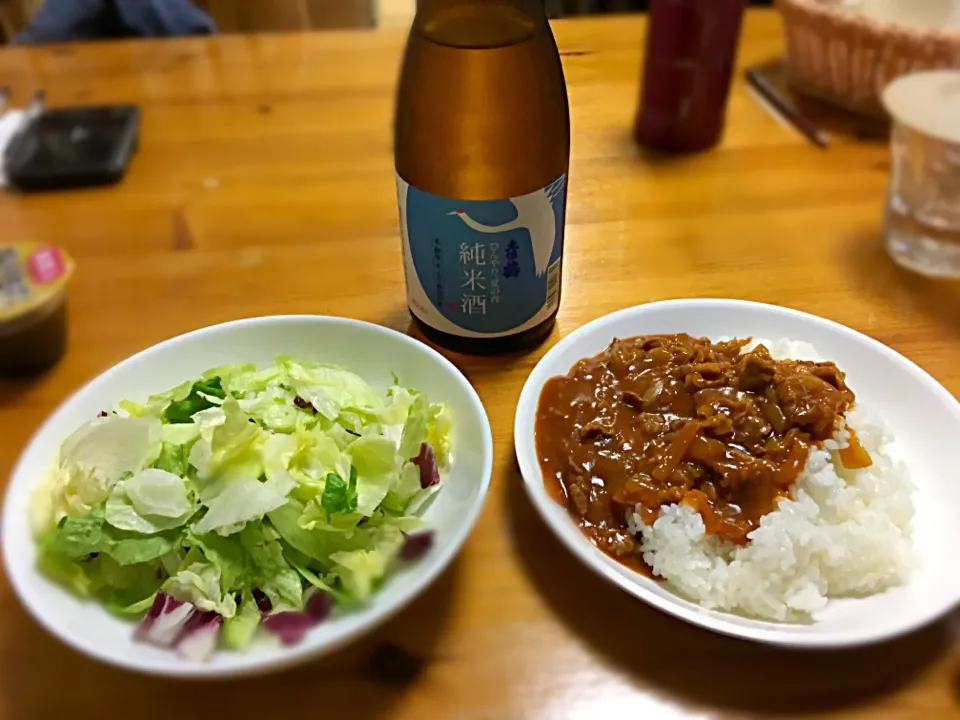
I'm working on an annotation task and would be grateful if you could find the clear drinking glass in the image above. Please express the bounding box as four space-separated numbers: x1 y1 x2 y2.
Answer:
882 71 960 277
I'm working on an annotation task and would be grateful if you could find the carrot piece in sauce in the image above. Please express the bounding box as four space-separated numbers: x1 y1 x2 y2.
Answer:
838 428 872 469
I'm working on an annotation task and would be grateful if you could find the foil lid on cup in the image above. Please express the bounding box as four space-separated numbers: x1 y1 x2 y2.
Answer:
0 242 74 326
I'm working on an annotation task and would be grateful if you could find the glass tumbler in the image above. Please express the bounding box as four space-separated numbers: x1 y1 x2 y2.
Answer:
882 71 960 278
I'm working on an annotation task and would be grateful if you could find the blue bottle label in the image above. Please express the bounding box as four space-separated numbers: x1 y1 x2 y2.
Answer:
397 173 566 338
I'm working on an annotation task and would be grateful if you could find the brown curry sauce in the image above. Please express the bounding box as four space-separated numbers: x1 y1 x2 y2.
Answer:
535 335 868 575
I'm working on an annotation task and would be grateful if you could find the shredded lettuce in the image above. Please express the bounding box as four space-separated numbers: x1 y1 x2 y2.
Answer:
49 416 162 520
155 442 191 476
163 558 238 617
319 469 358 516
33 356 452 656
222 591 261 650
329 524 405 601
191 476 288 536
164 377 226 424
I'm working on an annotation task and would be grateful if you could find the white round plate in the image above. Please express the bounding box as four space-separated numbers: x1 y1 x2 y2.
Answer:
2 316 493 677
514 299 960 648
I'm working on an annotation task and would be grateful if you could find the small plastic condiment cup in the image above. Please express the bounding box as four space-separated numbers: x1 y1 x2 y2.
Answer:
0 243 74 376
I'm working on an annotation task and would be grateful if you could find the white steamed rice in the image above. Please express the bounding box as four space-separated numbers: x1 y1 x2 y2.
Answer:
626 339 914 622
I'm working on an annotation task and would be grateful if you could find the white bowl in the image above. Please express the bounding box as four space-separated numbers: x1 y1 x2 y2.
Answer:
2 316 493 677
514 299 960 648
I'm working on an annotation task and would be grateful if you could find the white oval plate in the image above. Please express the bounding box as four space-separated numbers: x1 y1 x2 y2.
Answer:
514 299 960 648
2 316 493 677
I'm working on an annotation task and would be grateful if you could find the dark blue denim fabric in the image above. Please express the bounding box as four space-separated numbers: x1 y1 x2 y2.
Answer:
15 0 215 44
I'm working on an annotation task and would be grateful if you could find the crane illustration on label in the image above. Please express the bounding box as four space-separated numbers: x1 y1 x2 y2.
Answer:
447 176 566 276
398 173 566 337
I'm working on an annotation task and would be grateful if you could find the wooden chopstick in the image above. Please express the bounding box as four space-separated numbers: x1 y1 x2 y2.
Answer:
745 67 830 149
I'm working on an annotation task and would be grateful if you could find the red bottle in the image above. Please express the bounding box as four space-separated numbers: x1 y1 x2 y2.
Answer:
635 0 747 153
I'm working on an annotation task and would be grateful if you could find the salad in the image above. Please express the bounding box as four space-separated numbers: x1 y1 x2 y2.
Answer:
31 356 452 660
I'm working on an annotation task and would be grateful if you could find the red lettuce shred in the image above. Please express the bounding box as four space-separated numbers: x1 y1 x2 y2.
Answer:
136 592 194 648
305 590 332 622
262 611 315 646
411 442 440 488
293 395 317 414
262 590 332 645
138 588 337 658
400 531 435 560
135 592 222 662
176 611 223 662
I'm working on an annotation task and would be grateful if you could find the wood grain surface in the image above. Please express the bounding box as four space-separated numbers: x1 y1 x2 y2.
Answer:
0 10 958 719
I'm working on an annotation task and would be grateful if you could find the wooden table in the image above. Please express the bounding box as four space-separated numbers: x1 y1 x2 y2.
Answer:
0 9 957 719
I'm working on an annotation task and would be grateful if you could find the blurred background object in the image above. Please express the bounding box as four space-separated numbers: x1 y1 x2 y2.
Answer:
194 0 373 31
0 0 39 42
10 0 215 44
0 0 784 42
542 0 771 15
0 0 378 42
779 0 960 117
634 0 747 153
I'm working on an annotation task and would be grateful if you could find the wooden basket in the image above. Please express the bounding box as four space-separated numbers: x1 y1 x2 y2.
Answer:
777 0 960 116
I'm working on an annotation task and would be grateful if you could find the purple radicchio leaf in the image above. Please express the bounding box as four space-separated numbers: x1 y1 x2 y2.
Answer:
304 590 332 623
136 592 195 648
261 589 333 646
399 531 435 560
411 442 440 488
262 611 315 646
176 610 223 662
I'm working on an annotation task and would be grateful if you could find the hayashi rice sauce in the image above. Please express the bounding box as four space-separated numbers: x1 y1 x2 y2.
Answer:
535 334 871 573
